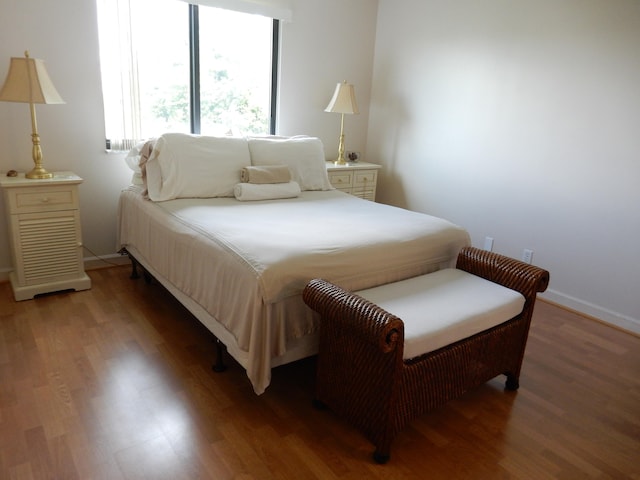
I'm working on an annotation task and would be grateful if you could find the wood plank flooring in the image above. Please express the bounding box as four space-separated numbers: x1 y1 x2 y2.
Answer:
0 265 638 479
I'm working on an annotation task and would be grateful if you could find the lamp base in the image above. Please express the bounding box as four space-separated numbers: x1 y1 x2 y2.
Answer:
26 165 53 179
334 129 347 165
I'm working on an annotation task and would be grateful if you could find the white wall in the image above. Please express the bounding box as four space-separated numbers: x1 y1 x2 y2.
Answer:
0 1 378 270
278 0 378 159
368 0 640 332
3 0 637 334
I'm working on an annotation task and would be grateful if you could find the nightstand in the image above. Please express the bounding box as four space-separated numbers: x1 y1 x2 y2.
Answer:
0 171 91 300
326 161 381 201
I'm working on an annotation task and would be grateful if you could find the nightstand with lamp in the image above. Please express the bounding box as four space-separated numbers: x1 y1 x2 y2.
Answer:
324 81 381 200
0 51 91 300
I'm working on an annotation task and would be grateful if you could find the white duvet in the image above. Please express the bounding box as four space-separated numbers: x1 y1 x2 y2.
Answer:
117 187 470 393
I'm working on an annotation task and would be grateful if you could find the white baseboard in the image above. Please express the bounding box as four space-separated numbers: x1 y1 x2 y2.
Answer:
0 267 10 283
541 289 640 336
83 252 130 270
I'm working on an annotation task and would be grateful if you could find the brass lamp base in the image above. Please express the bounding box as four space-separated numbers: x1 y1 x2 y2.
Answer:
333 126 347 165
26 165 53 179
26 130 53 179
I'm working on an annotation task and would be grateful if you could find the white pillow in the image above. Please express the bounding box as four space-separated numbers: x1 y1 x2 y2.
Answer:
124 139 149 186
145 133 251 201
124 140 145 175
233 181 301 201
247 136 333 191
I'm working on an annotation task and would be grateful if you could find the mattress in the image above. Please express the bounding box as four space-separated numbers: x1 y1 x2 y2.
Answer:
117 186 470 393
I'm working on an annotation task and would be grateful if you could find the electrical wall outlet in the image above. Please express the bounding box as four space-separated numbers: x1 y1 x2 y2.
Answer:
522 249 533 264
484 237 494 251
346 151 361 162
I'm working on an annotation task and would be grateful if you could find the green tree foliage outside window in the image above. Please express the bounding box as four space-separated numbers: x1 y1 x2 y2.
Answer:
150 54 268 136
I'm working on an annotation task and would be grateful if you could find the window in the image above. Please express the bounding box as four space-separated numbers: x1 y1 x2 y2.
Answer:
96 0 279 151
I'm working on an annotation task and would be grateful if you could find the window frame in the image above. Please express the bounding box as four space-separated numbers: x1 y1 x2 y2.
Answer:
188 4 279 136
99 0 280 150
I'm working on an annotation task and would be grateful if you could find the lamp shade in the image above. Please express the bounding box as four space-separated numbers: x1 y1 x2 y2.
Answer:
0 52 64 105
325 81 358 115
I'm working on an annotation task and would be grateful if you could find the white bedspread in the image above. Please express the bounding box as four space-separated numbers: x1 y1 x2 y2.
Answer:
117 187 470 393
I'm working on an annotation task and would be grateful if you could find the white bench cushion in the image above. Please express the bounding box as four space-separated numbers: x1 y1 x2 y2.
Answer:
356 269 526 359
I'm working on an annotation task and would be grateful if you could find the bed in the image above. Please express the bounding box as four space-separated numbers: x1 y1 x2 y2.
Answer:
117 133 471 394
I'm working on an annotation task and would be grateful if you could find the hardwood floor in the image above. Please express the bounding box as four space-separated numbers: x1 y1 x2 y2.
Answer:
0 265 638 479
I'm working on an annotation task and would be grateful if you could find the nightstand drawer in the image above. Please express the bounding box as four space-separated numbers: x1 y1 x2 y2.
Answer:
7 186 77 213
352 186 376 198
325 161 381 201
353 170 377 186
328 172 354 188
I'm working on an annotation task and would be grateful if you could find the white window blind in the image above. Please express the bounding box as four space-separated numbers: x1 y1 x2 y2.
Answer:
96 0 145 151
177 0 293 22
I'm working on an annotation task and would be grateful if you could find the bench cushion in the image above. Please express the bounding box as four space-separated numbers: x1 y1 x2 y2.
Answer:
356 269 526 359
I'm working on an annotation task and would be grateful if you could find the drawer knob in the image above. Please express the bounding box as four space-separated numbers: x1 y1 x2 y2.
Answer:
40 197 50 203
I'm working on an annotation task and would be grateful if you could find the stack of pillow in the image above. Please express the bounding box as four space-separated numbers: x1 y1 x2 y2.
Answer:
128 133 333 202
234 164 299 201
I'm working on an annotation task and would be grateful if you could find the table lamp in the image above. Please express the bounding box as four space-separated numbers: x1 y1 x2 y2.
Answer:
325 80 358 165
0 51 65 179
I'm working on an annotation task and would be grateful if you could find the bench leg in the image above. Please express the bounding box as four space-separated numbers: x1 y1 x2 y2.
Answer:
373 434 393 464
373 449 390 464
312 398 327 410
505 374 520 391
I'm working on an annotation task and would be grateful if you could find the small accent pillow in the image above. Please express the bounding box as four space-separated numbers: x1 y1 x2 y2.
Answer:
145 133 251 201
233 181 301 201
247 136 332 191
240 165 291 184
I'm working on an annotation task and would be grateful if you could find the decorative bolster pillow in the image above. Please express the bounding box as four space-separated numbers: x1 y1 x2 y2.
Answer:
234 181 301 201
240 165 291 184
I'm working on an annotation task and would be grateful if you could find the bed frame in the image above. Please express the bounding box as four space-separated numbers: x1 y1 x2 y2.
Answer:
124 248 241 373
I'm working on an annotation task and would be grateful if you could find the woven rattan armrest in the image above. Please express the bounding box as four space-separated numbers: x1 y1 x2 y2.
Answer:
456 246 550 301
303 278 405 354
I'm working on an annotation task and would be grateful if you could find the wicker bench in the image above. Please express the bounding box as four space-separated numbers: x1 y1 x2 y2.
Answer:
302 246 549 463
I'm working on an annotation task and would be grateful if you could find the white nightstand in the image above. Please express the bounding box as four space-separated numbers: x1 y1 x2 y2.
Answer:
326 161 381 201
0 171 91 300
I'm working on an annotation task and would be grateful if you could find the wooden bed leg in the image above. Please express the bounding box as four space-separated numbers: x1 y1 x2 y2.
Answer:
213 338 227 373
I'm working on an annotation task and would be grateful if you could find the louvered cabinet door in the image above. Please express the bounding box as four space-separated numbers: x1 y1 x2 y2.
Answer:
0 172 91 300
10 210 85 285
